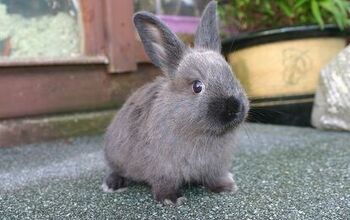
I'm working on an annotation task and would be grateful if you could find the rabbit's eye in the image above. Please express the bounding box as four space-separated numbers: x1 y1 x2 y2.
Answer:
192 80 204 94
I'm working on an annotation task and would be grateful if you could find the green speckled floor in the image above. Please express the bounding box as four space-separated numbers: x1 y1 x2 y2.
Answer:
1 123 349 219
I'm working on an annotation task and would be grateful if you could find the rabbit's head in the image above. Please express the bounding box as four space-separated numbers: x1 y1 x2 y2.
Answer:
134 1 249 135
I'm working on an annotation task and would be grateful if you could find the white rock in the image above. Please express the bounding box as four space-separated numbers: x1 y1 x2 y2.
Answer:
312 45 350 131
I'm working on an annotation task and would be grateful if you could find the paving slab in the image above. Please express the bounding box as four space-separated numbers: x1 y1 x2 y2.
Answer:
0 123 349 219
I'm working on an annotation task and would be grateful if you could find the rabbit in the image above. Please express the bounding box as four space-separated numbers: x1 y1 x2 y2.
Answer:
102 1 249 205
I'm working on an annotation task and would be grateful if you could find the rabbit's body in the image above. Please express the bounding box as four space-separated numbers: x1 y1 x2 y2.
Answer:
105 77 237 185
103 1 249 205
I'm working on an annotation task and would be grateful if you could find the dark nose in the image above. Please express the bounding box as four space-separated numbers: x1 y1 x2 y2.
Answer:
224 97 243 120
207 96 245 124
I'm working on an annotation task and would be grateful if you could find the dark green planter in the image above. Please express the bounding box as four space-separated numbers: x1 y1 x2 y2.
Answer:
222 25 350 127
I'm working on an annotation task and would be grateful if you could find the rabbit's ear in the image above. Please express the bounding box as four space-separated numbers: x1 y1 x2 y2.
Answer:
134 12 186 77
194 1 221 52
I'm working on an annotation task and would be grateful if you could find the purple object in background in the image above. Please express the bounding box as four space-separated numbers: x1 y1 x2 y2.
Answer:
157 15 200 34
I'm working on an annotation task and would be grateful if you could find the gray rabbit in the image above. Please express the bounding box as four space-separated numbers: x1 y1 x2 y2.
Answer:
102 1 249 205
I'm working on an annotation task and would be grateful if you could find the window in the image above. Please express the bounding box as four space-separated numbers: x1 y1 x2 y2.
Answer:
0 0 82 59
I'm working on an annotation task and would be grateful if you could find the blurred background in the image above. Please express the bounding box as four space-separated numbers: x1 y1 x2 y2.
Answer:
0 0 349 146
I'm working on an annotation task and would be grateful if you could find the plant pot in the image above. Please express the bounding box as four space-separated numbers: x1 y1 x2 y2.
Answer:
157 15 200 45
222 25 350 126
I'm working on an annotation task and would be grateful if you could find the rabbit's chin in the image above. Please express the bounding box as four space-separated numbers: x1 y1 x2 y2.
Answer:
205 118 245 137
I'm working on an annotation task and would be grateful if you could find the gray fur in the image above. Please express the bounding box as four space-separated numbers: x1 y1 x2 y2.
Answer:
133 11 186 77
194 1 221 52
104 1 249 204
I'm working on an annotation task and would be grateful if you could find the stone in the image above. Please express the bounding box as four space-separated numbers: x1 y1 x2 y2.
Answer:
312 45 350 131
0 110 115 147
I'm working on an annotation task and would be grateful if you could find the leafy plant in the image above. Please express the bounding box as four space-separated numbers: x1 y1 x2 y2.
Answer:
218 0 350 33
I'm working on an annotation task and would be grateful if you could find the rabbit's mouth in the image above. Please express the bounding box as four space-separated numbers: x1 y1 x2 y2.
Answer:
221 111 247 131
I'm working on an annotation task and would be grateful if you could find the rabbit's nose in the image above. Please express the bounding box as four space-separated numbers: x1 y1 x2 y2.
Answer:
225 97 243 117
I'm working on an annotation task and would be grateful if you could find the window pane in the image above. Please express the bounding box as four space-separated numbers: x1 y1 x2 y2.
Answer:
0 0 82 59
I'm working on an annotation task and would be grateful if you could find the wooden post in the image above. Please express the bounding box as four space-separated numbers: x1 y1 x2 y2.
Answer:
80 0 106 56
104 0 137 73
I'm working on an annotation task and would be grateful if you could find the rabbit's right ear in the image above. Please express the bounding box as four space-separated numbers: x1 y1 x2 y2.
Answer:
134 12 186 77
194 1 220 52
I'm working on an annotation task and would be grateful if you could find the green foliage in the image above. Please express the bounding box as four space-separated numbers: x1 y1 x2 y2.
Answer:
218 0 350 32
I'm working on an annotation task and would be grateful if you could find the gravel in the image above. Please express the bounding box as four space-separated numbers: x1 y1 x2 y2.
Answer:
1 123 349 219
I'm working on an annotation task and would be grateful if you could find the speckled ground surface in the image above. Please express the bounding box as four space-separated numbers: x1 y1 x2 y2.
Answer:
1 123 349 219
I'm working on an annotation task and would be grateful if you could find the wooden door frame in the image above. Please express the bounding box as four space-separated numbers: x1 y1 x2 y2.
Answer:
0 0 153 120
81 0 149 73
0 0 149 72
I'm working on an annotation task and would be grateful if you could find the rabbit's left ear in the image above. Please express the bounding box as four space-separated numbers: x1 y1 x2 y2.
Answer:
194 1 221 52
134 12 186 77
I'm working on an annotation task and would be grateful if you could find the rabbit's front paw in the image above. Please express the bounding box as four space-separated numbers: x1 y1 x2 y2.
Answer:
163 196 187 206
206 172 238 194
152 184 185 206
102 171 128 193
